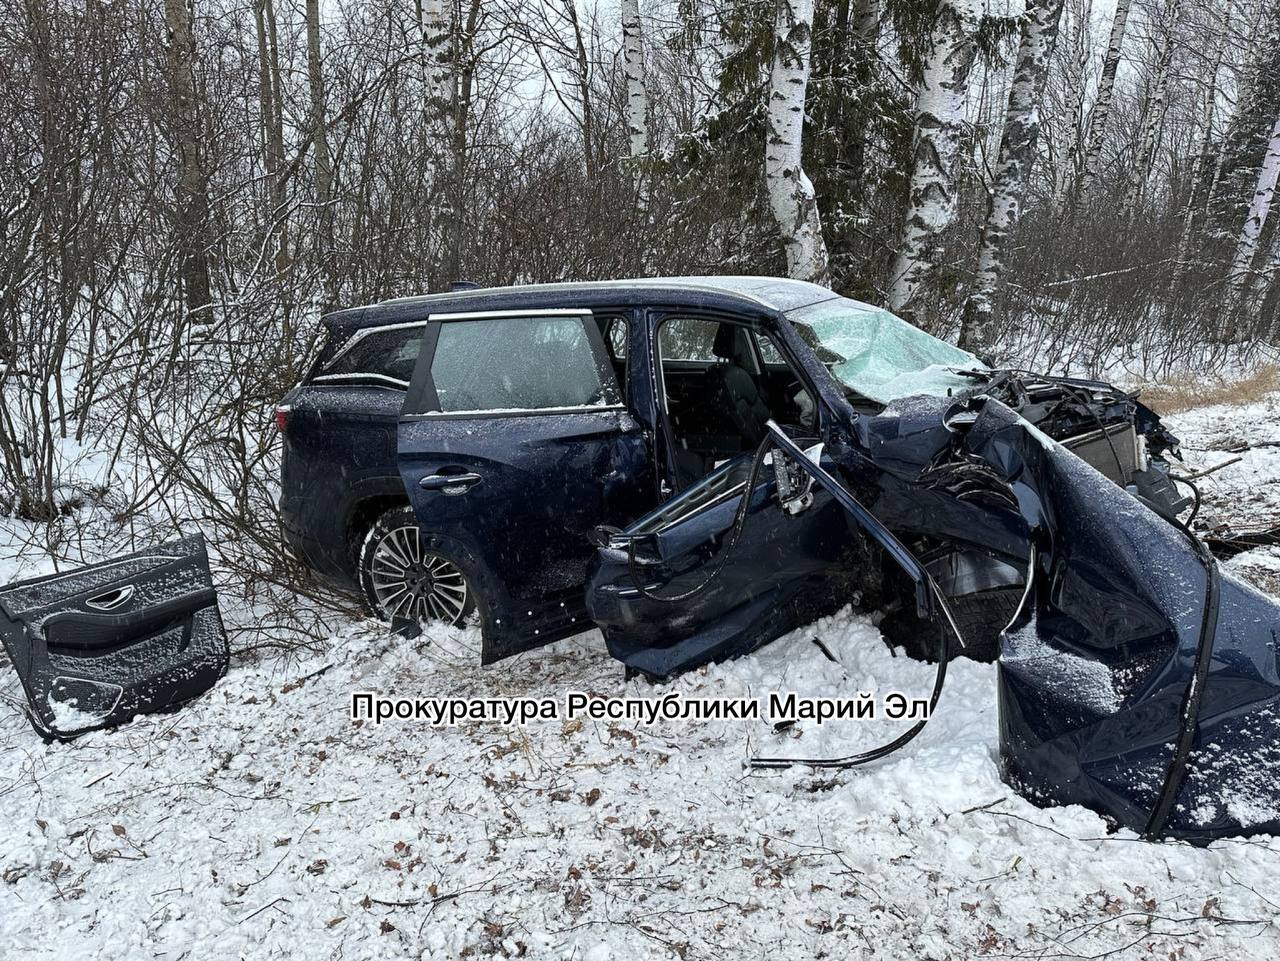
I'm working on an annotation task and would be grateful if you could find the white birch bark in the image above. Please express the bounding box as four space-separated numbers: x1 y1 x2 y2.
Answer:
1123 0 1182 212
419 0 452 186
1228 114 1280 305
765 0 830 286
621 0 648 196
1174 9 1229 275
959 0 1066 353
1076 0 1131 195
886 0 981 318
853 0 882 45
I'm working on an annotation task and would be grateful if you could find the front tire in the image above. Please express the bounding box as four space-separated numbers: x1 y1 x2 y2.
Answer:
357 506 475 626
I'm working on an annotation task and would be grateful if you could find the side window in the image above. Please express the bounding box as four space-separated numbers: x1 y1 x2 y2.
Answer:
425 316 621 414
754 331 786 367
604 316 628 360
315 324 424 387
659 317 722 362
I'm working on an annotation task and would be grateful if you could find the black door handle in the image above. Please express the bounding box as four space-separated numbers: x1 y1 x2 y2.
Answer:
419 472 483 492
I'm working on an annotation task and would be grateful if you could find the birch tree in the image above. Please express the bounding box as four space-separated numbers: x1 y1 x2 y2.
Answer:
418 0 453 187
1227 114 1280 309
1074 0 1131 197
621 0 649 197
1123 0 1183 212
765 0 830 285
960 0 1066 353
886 0 982 320
163 0 213 320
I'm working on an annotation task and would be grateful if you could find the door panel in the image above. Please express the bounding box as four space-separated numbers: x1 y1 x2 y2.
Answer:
0 535 228 739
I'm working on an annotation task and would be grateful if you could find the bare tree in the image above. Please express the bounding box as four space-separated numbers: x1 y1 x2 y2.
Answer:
305 0 336 311
765 0 830 285
1074 0 1132 197
1123 0 1184 212
886 0 982 320
960 0 1067 353
621 0 649 198
163 0 213 320
1228 114 1280 309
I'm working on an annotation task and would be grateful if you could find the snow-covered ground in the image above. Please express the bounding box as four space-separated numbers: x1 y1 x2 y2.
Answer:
4 393 1280 959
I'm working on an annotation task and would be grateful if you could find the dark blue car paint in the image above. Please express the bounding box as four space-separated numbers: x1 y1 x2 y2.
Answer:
278 276 1280 838
398 409 656 661
961 400 1280 841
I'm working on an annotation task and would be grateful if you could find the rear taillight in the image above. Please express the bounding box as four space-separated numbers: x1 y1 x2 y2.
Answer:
274 405 291 433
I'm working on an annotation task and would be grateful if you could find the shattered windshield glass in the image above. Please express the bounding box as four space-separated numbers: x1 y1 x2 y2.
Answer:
786 298 988 404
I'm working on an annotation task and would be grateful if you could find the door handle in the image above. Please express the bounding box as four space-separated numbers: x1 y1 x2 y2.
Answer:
419 472 483 493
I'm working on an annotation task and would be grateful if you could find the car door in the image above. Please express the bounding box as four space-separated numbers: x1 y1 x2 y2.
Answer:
397 308 656 661
0 535 229 739
585 423 940 678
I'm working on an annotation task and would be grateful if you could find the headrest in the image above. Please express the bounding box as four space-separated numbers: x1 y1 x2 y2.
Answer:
712 323 739 360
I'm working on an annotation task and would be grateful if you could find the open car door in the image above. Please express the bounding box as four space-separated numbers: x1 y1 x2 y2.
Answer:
0 534 228 740
586 422 943 679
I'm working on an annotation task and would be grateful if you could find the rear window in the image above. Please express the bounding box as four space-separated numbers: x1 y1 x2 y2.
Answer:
427 316 620 413
313 324 424 387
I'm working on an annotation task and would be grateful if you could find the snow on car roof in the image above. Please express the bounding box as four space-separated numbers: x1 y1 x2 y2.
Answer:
323 276 849 330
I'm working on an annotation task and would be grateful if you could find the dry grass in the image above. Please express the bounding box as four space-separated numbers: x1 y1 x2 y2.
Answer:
1140 364 1280 415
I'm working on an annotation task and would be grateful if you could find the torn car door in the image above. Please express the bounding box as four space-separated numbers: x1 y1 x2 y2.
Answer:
0 534 229 740
586 423 947 679
398 309 656 661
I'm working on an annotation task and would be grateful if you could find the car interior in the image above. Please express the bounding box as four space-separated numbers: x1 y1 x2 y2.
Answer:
657 316 815 490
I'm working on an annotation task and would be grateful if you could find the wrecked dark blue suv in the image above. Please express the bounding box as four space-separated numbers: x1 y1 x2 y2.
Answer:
278 276 1280 840
279 277 1178 660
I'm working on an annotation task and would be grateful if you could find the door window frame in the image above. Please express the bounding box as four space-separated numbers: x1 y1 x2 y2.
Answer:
402 308 626 420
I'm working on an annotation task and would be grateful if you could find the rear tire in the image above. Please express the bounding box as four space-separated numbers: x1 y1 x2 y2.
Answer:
357 505 475 626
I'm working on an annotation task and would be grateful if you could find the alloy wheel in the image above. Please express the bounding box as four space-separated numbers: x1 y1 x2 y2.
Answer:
368 526 469 624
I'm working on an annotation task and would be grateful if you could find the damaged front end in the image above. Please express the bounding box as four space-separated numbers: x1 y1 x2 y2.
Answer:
963 401 1280 841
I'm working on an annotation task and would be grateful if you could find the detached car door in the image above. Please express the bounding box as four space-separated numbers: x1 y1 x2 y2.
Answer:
397 308 655 661
0 535 228 739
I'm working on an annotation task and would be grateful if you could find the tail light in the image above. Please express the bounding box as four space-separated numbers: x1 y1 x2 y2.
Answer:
274 405 291 433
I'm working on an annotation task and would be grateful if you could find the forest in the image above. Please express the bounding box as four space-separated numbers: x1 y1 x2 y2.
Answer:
2 0 1280 607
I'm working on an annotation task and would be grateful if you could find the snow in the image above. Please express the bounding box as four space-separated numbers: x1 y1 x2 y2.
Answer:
5 391 1280 957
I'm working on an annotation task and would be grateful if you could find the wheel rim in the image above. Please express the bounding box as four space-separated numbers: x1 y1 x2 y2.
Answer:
369 526 469 624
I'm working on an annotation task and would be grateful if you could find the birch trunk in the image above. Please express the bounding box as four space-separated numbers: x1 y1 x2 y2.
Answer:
1174 10 1229 276
419 0 452 189
853 0 881 44
765 0 830 286
1076 0 1130 196
305 0 336 311
1123 0 1182 212
163 0 213 320
886 0 981 319
1228 114 1280 307
621 0 648 197
1056 0 1092 203
959 0 1066 354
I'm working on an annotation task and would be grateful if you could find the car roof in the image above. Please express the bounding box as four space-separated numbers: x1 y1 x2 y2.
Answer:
321 276 847 330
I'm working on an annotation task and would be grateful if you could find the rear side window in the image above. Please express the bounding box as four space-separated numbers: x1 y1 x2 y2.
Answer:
426 316 620 414
314 324 424 387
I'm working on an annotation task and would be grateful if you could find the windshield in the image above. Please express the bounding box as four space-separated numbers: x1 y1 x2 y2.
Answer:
786 298 988 404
